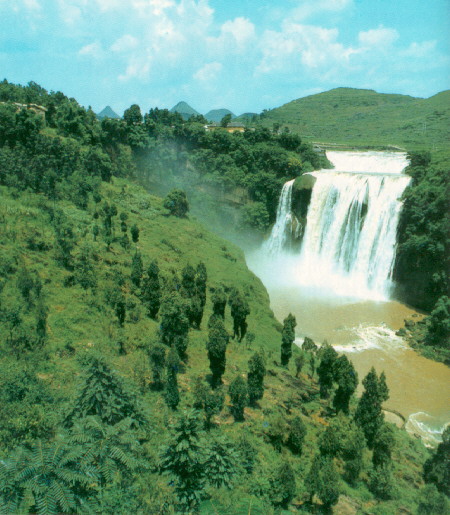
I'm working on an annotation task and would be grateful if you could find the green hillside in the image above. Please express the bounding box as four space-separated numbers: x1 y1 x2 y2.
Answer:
258 87 450 150
0 79 448 514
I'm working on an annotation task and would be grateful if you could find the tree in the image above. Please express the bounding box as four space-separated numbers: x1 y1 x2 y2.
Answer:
192 377 224 429
270 462 296 509
287 416 306 455
295 352 305 378
247 352 266 405
333 354 358 414
281 313 296 367
130 251 143 288
229 376 248 422
372 423 395 468
65 355 144 427
206 317 228 388
425 295 450 348
130 223 139 243
159 291 190 360
163 189 189 217
141 259 161 319
228 289 250 341
368 463 394 500
305 454 340 509
160 410 205 512
149 343 166 390
423 425 450 495
317 342 338 398
355 367 389 448
220 113 232 127
165 346 180 410
211 286 227 318
319 414 365 485
123 104 142 125
204 436 239 489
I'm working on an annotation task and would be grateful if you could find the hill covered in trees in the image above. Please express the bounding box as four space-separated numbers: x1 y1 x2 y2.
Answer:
0 79 449 513
254 87 450 150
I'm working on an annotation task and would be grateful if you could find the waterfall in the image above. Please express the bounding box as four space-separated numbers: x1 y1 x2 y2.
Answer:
266 151 411 300
264 178 296 255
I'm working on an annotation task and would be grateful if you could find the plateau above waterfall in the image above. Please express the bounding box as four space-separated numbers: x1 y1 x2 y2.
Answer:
263 150 411 301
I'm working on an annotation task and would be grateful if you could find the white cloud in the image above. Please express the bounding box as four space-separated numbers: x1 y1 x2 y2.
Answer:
291 0 353 21
402 40 436 58
111 35 139 52
358 26 399 48
257 23 357 75
24 0 41 9
194 61 222 82
78 41 103 58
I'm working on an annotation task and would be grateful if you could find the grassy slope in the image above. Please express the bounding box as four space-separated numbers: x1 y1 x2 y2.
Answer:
255 88 450 150
0 178 433 513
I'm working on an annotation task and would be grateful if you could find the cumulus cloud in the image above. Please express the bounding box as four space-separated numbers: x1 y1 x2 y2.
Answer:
358 26 399 48
256 23 358 75
111 35 139 53
78 41 104 58
194 61 222 82
208 17 256 53
291 0 353 21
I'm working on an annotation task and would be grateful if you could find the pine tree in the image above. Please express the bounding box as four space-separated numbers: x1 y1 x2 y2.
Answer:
305 454 340 509
165 346 180 410
333 354 358 414
130 251 143 288
160 410 205 512
372 423 395 469
319 414 365 485
211 286 227 319
204 436 239 489
355 367 389 448
149 343 166 390
130 223 139 243
141 259 161 319
229 375 248 422
228 289 250 341
281 313 296 367
159 291 190 360
247 352 266 406
65 355 145 427
287 416 307 455
192 377 224 429
295 352 305 378
317 341 338 398
423 425 450 495
206 317 229 388
270 462 296 508
74 243 97 290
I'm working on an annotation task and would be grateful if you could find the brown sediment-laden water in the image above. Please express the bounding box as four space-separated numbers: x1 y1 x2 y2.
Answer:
248 150 450 447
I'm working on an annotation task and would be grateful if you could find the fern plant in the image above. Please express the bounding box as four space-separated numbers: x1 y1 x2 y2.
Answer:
0 439 95 514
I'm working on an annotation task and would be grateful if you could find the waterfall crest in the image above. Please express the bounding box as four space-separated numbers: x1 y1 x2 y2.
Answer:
265 152 411 300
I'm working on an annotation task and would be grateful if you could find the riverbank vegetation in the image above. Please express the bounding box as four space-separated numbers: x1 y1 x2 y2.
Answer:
0 79 448 513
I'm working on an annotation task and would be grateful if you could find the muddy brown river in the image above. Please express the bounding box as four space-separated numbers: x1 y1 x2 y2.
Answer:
248 256 450 447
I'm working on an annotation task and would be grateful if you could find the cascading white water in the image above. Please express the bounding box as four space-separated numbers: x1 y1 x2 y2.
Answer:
263 178 296 255
266 151 411 300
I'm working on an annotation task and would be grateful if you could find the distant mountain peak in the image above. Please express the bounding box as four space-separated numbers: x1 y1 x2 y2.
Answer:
170 101 200 120
205 108 236 123
97 106 120 119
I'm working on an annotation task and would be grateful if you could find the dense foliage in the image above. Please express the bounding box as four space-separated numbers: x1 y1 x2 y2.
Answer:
0 79 443 514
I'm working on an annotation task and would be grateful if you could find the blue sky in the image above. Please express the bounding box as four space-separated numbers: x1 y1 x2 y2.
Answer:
1 0 449 115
